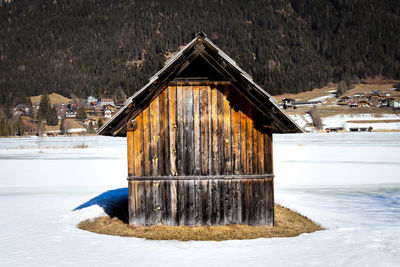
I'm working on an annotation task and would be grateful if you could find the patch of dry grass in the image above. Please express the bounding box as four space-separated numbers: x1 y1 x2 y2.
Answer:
78 205 323 241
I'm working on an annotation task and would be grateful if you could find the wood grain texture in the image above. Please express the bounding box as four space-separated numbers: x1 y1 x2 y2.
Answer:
127 84 275 226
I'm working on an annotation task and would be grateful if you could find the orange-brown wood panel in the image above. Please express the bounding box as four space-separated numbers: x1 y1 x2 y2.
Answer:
211 88 219 175
143 107 151 176
193 86 201 175
232 108 241 174
150 97 160 176
168 86 177 176
200 86 209 175
223 94 232 174
253 128 258 174
246 118 253 175
240 112 247 174
127 126 134 176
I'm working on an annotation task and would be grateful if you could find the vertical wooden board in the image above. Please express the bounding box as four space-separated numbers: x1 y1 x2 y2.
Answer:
144 180 153 225
184 86 194 175
194 179 202 225
136 181 146 226
240 113 247 174
168 86 178 176
201 180 210 225
143 107 151 176
127 129 134 176
259 179 267 225
225 179 233 224
223 94 232 175
211 88 219 175
259 132 265 174
265 133 272 174
266 179 274 226
152 180 162 225
199 86 209 175
193 86 201 175
159 89 169 176
231 108 241 174
176 86 185 175
210 179 219 224
253 128 258 174
217 90 224 174
150 97 160 176
247 179 253 225
170 180 178 226
177 180 185 225
128 181 134 224
134 113 144 176
218 179 225 224
208 87 213 174
184 180 195 225
246 119 253 175
240 179 247 224
270 133 274 174
161 180 171 225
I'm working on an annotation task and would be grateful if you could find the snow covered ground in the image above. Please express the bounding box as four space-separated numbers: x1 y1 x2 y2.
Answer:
1 133 400 266
322 114 400 131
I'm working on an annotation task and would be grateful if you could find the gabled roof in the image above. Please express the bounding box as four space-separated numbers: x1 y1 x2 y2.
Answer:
98 32 302 136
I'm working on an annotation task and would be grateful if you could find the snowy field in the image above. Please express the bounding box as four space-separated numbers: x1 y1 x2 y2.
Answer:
1 133 400 266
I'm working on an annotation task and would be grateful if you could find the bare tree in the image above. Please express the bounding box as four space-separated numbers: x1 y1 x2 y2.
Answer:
307 106 323 130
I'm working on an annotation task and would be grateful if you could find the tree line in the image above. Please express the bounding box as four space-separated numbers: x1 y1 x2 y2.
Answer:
1 0 399 118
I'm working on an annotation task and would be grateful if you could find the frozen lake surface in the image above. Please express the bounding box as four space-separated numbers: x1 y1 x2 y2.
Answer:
0 133 399 266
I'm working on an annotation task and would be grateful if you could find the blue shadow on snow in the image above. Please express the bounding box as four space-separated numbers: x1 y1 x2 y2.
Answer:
73 187 129 223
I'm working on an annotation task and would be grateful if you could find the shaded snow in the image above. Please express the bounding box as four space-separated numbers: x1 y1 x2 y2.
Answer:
1 134 400 266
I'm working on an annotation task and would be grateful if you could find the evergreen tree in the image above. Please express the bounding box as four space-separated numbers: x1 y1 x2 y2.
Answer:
37 92 51 123
77 107 87 120
60 118 65 135
88 121 95 134
97 118 103 129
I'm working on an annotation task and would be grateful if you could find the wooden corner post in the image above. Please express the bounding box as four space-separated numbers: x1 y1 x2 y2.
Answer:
127 119 135 177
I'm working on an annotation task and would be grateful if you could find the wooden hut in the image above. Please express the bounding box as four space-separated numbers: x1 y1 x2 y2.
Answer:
97 32 302 226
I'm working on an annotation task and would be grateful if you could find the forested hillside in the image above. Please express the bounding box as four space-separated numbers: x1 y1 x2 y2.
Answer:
1 0 399 109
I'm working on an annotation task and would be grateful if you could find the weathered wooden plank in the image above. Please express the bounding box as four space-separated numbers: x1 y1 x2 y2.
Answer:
127 123 134 176
176 86 185 175
159 89 169 176
153 180 162 225
161 180 171 225
201 179 210 225
266 178 274 226
170 179 178 225
137 180 146 225
253 128 258 174
217 90 224 175
177 180 185 225
184 86 194 175
240 112 247 174
208 86 213 175
194 179 203 225
168 86 178 176
144 180 152 225
193 86 201 175
210 179 219 224
143 107 151 176
223 94 232 175
259 132 264 174
150 97 160 176
265 132 273 174
133 113 144 176
232 108 241 175
184 180 195 225
211 88 219 175
200 86 209 175
246 119 253 175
